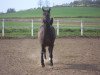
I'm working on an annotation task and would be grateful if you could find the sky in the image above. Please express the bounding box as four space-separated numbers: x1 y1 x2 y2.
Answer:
0 0 74 13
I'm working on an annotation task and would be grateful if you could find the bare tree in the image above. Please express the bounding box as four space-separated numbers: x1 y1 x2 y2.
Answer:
38 0 43 8
45 0 50 7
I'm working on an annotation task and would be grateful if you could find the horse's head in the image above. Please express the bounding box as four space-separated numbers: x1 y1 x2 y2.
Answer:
42 7 51 19
42 7 51 25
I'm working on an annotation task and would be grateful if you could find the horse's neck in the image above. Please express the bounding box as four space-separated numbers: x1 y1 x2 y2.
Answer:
43 23 51 34
43 17 51 27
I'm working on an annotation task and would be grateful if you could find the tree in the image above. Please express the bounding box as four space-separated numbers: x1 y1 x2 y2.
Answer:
70 0 100 7
81 0 92 6
95 0 100 6
73 1 80 6
45 0 50 7
7 8 16 13
38 0 43 8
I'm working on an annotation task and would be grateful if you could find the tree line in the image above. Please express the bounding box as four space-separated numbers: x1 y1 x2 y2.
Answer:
69 0 100 7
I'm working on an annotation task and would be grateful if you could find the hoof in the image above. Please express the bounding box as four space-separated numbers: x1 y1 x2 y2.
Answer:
50 63 53 66
42 64 45 67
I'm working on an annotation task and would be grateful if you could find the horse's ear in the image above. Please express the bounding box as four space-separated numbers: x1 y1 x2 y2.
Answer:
42 7 45 12
48 8 51 12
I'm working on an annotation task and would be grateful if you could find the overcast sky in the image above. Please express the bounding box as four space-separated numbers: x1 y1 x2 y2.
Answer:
0 0 74 12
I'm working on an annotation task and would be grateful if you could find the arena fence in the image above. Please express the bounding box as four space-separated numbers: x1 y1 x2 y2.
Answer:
0 18 100 38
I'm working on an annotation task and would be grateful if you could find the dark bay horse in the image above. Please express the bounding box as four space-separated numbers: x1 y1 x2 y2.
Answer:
38 7 56 67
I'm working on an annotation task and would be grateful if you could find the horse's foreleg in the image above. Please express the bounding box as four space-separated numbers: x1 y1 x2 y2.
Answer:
48 45 54 66
41 46 45 67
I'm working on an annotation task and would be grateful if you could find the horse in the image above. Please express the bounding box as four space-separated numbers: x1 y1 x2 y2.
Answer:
38 7 56 67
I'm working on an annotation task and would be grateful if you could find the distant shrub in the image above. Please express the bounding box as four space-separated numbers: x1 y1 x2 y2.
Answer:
7 8 16 13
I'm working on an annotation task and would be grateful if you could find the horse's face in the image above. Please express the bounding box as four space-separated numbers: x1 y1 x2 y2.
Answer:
42 7 51 19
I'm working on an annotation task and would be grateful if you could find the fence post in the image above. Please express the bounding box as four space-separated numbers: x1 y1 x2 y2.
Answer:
31 19 34 37
81 20 83 36
57 20 59 36
2 19 4 37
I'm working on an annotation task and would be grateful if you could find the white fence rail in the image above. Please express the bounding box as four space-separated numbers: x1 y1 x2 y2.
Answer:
0 18 100 37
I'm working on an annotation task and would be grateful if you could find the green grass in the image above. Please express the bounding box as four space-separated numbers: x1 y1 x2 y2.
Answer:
52 7 100 17
4 29 31 37
59 28 100 37
0 7 100 18
0 25 100 38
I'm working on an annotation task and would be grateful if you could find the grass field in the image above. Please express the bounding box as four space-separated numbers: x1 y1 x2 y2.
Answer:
0 7 100 18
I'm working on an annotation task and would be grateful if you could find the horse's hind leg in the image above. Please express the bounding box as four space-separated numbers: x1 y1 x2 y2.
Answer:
41 46 45 67
48 45 54 66
44 49 46 59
